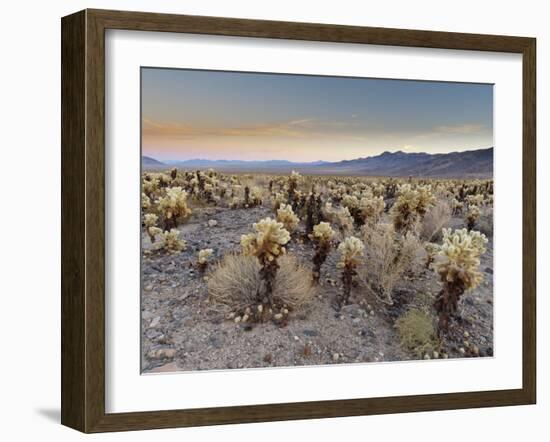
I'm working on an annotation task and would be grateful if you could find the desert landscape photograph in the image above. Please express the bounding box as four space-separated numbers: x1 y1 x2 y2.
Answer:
140 68 494 374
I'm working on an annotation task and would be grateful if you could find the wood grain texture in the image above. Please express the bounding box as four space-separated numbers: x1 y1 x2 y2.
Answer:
61 10 86 431
61 8 537 433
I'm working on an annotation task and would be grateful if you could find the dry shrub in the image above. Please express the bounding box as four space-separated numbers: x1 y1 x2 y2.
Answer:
395 308 439 358
476 205 493 237
358 223 423 305
208 253 315 317
420 199 452 242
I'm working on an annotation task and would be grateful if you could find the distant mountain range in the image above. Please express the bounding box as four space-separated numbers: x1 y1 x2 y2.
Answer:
142 147 493 178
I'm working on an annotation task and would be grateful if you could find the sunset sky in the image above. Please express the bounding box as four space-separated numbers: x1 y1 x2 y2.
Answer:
141 68 493 162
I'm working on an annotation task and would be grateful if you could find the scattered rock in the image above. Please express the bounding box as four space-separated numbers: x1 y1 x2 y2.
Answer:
208 219 218 227
148 348 177 360
150 316 161 328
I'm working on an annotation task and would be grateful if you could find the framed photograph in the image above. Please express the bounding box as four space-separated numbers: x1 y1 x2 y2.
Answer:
61 9 536 433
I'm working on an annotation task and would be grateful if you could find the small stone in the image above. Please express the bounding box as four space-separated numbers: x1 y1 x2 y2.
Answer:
234 316 242 323
352 318 361 324
257 304 263 313
370 310 375 316
424 354 431 360
148 348 176 360
227 312 235 319
208 219 218 227
463 331 470 338
464 340 470 347
433 351 439 359
302 329 318 337
150 316 161 328
282 308 289 315
472 346 480 356
245 307 251 315
459 347 466 355
273 313 283 320
242 314 249 322
442 353 449 359
332 353 340 361
144 285 153 292
293 335 299 341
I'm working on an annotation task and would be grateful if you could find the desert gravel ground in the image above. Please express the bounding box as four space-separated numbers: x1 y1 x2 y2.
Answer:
140 203 494 374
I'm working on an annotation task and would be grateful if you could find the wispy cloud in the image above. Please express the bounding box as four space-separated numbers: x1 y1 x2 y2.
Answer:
433 123 487 134
142 117 364 140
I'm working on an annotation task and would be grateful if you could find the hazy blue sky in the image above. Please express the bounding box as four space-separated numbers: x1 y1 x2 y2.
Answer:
142 67 493 162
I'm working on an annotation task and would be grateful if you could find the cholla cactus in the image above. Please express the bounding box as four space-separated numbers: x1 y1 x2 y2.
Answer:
287 171 301 209
390 184 421 234
141 193 151 210
250 186 263 206
241 218 291 306
466 194 484 207
424 242 440 269
276 204 299 233
336 236 365 307
144 213 162 243
310 222 335 283
157 187 192 230
197 248 214 274
159 229 187 253
416 185 436 216
142 176 159 196
465 204 481 231
229 197 241 209
433 228 488 331
359 195 385 225
323 202 354 237
451 197 463 215
271 192 286 213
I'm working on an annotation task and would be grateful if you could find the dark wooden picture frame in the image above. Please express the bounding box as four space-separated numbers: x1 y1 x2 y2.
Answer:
61 9 536 433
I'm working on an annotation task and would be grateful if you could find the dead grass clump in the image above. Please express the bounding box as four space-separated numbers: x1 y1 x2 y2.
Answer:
207 253 315 320
395 308 439 358
358 223 423 305
421 199 452 242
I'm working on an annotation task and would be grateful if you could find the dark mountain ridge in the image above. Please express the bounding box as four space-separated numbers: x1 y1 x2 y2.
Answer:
142 147 493 178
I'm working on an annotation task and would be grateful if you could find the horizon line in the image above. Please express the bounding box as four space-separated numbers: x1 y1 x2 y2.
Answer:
143 146 494 163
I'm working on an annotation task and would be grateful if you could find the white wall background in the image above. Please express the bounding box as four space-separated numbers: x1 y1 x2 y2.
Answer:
0 0 547 440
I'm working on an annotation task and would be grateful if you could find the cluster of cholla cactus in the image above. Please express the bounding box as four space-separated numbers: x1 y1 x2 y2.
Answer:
143 213 162 243
309 222 335 283
197 248 214 274
157 186 192 230
142 193 151 210
241 218 291 307
390 184 435 234
336 236 365 307
159 229 187 253
276 203 300 233
323 202 354 237
432 228 488 332
359 194 385 226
